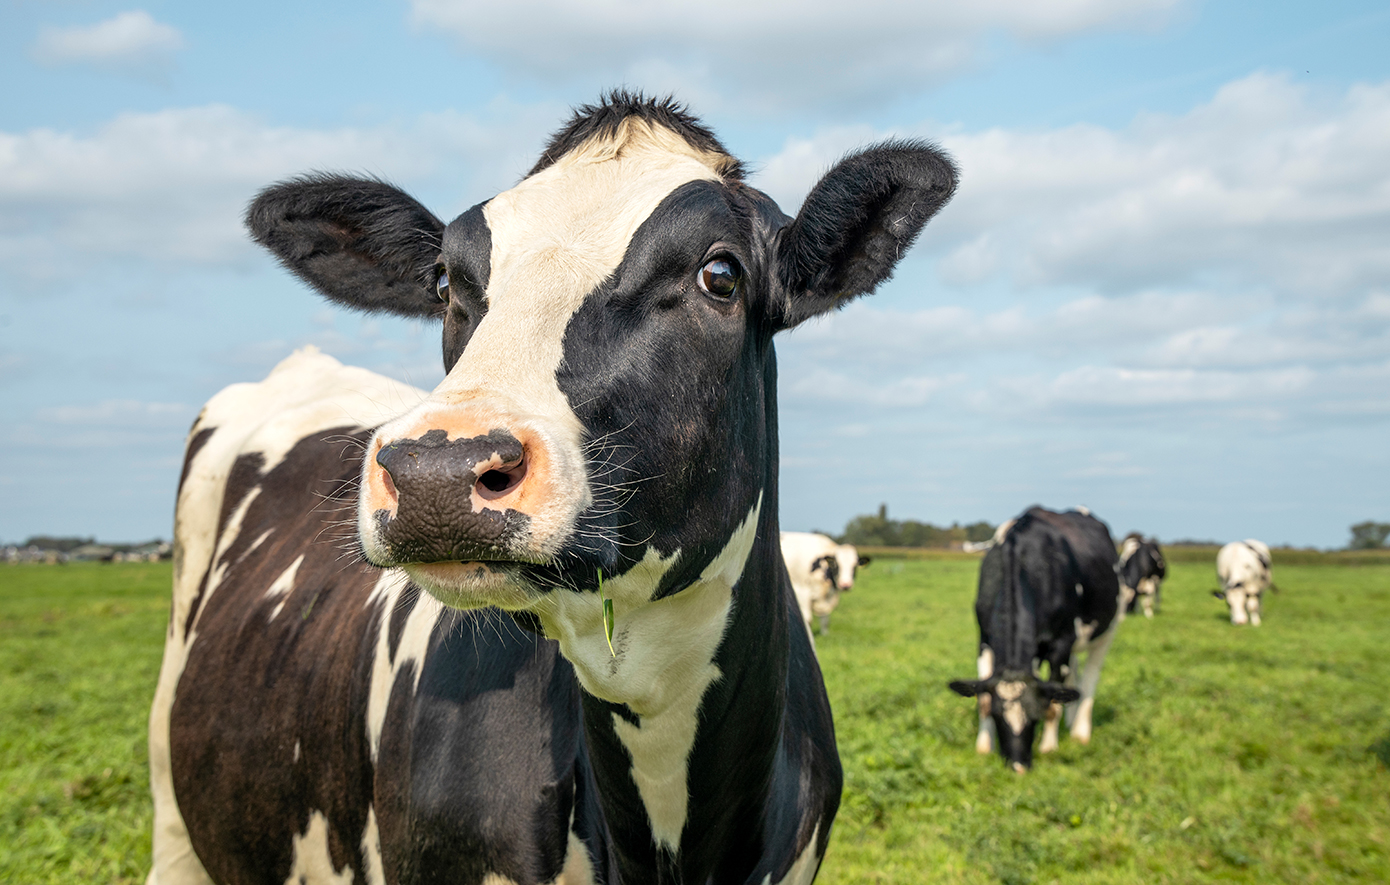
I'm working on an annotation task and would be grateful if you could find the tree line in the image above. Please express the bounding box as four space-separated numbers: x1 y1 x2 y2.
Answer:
835 505 995 548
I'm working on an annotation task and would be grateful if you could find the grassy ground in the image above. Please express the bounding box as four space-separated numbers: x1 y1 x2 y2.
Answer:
1 562 167 883
817 555 1390 884
2 555 1387 883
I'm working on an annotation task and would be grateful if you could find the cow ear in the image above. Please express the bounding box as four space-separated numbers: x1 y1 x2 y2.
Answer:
1211 589 1227 600
949 679 984 698
247 174 446 318
858 555 872 567
770 140 957 330
1040 684 1080 705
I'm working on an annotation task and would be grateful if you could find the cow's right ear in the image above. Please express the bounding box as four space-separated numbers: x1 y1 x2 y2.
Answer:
247 174 446 318
770 141 957 331
1211 589 1227 600
948 679 985 698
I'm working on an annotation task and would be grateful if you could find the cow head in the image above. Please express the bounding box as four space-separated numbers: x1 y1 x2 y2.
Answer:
246 94 956 667
1213 585 1262 625
949 672 1079 771
832 545 870 591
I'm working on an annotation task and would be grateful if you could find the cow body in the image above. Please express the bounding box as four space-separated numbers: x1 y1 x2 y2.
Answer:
949 507 1121 771
1118 533 1166 618
779 532 869 637
1215 539 1271 625
149 94 956 884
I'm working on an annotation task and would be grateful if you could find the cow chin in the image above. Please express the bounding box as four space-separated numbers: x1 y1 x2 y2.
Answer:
403 560 541 611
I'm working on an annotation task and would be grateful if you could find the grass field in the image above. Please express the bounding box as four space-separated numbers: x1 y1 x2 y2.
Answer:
2 555 1387 883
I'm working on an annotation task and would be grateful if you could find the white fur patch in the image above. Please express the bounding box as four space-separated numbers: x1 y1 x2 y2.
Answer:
283 810 354 885
364 570 445 762
536 496 761 853
762 822 822 885
360 807 386 885
264 554 305 622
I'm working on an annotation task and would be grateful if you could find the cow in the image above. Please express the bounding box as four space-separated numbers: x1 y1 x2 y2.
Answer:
948 506 1122 772
1214 539 1272 625
780 532 870 637
1118 533 1167 619
146 92 957 885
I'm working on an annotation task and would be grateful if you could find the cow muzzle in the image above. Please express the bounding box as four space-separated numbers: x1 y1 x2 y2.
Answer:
358 404 590 598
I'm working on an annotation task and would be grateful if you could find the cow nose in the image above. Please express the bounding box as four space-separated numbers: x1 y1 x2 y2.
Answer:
376 428 527 505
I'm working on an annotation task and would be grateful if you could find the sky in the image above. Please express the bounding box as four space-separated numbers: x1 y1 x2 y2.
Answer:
1 0 1387 549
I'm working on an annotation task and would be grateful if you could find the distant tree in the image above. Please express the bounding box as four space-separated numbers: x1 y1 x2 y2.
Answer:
1349 521 1390 550
838 505 995 548
21 535 94 553
964 521 995 543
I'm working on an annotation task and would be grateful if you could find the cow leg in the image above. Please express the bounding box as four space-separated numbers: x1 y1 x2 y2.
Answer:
1249 593 1262 626
975 646 995 754
818 614 830 635
1141 592 1154 619
1039 700 1063 754
1066 625 1117 744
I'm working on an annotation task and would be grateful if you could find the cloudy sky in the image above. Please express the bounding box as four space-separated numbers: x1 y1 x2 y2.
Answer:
2 1 1387 548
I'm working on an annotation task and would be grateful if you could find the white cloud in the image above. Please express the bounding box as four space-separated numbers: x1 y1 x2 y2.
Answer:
755 73 1390 301
0 103 556 283
409 0 1182 111
32 11 184 76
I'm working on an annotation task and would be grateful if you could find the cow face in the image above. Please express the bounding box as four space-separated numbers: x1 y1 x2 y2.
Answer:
950 673 1079 771
1213 586 1261 625
247 96 956 619
831 546 870 591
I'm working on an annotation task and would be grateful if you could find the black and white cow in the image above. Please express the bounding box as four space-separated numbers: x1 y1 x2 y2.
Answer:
1118 533 1167 619
147 94 957 885
948 507 1121 772
1214 539 1272 626
780 532 870 638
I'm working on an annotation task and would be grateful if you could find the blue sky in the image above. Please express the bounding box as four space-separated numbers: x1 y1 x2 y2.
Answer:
2 0 1387 548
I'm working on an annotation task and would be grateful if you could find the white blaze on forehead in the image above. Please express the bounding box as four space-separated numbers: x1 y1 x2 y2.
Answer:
443 120 726 414
995 680 1028 735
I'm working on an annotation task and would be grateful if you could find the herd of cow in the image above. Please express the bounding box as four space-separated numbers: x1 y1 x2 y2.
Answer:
144 94 1276 885
780 511 1274 775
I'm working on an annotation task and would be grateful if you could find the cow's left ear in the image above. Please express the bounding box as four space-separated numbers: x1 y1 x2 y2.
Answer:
948 679 985 698
1039 683 1081 705
858 555 872 567
770 141 957 330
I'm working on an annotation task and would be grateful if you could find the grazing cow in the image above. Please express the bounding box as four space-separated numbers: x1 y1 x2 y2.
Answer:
1118 533 1167 618
1214 539 1272 625
780 532 870 637
948 506 1122 772
147 93 957 885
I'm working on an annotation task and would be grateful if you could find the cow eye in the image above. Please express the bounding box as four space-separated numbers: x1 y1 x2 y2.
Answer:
435 268 450 302
698 258 740 299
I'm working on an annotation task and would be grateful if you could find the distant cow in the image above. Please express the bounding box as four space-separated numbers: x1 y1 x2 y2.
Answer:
1118 533 1167 618
781 532 871 636
1215 539 1272 625
949 506 1122 772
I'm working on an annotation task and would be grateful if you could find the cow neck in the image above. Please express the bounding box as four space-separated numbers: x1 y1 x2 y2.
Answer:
568 496 789 883
989 536 1029 673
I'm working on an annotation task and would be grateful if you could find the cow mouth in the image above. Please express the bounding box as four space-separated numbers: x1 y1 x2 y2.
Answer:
404 559 543 610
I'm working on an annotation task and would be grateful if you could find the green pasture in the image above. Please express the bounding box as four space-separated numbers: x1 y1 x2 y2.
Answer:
2 555 1387 883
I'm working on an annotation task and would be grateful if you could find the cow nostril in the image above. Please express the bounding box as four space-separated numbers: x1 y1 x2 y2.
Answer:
479 470 512 493
475 457 526 500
